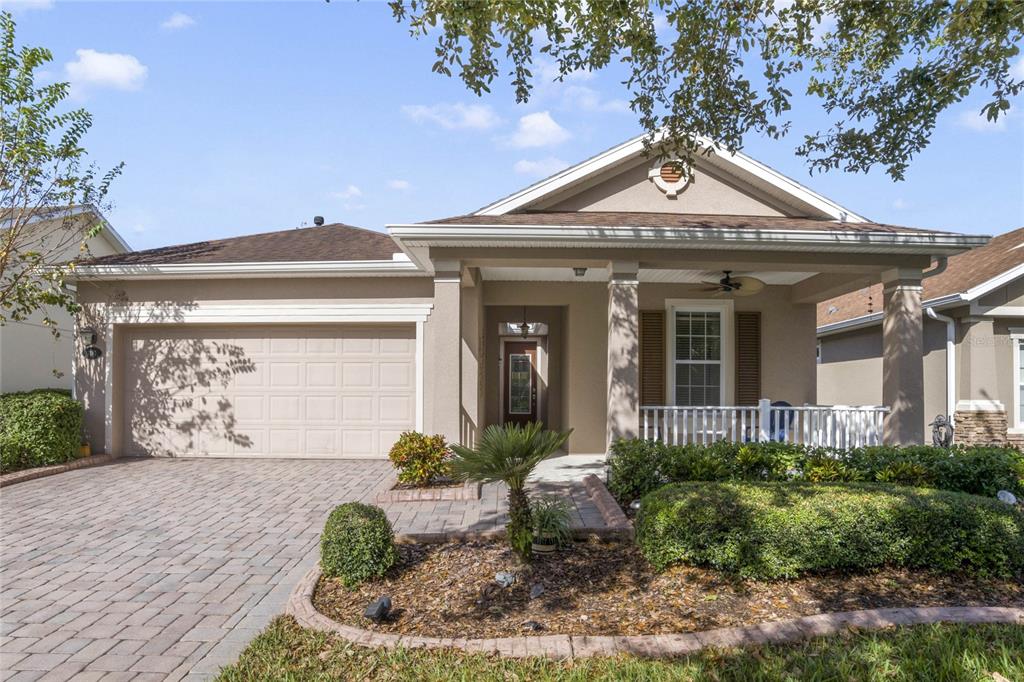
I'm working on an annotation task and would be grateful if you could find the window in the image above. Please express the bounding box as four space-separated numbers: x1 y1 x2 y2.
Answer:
666 299 734 406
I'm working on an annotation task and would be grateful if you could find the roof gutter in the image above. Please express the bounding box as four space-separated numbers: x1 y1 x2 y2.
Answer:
389 224 988 253
70 259 424 280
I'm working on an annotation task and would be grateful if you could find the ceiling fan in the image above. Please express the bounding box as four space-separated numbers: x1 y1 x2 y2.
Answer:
701 270 765 297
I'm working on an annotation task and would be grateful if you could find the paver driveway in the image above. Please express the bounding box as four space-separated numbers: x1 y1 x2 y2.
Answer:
0 458 398 681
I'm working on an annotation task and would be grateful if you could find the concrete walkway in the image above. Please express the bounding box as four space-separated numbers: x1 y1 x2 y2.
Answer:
0 456 605 680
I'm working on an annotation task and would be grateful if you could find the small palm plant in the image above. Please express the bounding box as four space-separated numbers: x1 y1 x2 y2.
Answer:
450 422 572 562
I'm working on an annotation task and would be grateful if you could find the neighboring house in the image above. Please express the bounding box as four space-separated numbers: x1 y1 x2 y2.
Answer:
818 227 1024 447
71 134 987 459
0 206 131 393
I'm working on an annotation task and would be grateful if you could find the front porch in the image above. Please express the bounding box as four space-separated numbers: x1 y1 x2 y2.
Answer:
393 217 982 453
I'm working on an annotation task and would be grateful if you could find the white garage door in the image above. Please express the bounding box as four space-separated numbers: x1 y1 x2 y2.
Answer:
123 325 416 458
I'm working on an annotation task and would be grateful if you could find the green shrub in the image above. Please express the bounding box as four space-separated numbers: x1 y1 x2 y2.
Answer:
606 439 1024 502
388 431 451 486
636 481 1024 580
320 503 397 588
607 438 666 502
0 389 83 473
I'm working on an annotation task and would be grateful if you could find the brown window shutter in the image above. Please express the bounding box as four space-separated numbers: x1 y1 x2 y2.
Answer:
735 312 761 406
639 310 665 406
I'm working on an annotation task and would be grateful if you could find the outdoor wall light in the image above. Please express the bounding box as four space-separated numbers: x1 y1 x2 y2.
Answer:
79 326 102 360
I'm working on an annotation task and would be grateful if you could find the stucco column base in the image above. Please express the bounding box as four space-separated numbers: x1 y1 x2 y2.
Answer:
607 262 640 448
881 270 924 445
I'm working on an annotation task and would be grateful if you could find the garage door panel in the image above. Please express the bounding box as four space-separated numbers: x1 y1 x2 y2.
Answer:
124 325 415 458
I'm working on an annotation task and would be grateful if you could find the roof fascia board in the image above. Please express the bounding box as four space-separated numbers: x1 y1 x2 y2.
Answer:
473 131 868 222
388 223 987 255
961 263 1024 301
72 259 424 280
5 203 132 253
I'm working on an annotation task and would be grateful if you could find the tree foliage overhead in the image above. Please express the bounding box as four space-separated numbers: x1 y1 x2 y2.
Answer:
0 10 121 329
390 0 1024 180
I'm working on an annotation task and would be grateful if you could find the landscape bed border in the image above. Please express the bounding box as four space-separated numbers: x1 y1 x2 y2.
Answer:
288 563 1024 659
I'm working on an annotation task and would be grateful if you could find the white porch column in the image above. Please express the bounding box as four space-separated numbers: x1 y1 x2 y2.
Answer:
881 267 925 445
428 260 462 444
607 261 640 447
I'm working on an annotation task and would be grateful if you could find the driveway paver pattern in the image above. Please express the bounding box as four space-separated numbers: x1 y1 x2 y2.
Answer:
1 457 603 681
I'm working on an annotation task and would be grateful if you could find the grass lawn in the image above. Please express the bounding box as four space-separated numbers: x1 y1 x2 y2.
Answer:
217 616 1024 681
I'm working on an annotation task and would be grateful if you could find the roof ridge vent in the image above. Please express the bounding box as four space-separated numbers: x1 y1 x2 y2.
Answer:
313 215 325 226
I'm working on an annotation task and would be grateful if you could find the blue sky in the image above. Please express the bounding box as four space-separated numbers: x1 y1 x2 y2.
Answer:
10 0 1024 250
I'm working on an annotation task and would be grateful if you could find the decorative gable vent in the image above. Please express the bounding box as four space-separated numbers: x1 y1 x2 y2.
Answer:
648 159 691 197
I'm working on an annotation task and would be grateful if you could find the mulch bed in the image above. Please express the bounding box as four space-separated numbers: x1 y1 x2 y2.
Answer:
313 540 1024 638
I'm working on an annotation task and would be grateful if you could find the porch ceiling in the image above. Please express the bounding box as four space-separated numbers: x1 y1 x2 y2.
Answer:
478 266 814 285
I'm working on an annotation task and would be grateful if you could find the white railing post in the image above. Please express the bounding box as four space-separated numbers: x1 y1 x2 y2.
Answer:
757 398 771 442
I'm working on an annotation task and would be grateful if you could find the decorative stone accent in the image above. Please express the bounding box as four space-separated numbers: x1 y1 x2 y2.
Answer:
0 452 121 488
954 409 1009 446
375 476 481 503
288 564 1024 659
582 473 633 540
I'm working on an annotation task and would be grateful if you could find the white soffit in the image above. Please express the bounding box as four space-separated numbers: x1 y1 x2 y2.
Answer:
479 267 813 285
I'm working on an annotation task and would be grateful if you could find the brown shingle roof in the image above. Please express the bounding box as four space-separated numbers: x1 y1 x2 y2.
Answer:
83 223 399 265
423 211 953 234
818 226 1024 328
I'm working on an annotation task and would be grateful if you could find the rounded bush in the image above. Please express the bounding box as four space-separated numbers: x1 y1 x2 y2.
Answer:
0 389 83 473
635 481 1024 580
387 431 451 486
320 503 397 588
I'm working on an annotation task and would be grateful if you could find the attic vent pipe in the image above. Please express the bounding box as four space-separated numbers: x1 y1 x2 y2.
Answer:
313 216 325 226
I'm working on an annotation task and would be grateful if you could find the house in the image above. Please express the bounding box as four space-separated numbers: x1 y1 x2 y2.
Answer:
818 227 1024 447
70 134 988 459
0 205 131 393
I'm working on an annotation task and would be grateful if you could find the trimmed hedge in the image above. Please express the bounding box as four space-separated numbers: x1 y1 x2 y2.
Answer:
636 482 1024 580
607 439 1024 503
0 389 83 474
320 502 397 588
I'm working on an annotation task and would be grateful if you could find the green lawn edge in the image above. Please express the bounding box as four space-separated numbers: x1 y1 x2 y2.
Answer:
217 616 1024 681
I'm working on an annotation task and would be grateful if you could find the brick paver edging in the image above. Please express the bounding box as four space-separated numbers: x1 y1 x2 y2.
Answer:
581 474 633 539
376 476 482 503
287 564 1023 659
0 452 120 488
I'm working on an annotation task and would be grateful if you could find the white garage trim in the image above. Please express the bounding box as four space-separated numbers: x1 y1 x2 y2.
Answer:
103 302 431 454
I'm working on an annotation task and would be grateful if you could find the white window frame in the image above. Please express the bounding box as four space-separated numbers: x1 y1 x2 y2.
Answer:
664 298 735 406
1011 328 1024 432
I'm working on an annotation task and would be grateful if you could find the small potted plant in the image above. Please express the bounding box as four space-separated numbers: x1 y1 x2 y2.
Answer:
530 495 572 554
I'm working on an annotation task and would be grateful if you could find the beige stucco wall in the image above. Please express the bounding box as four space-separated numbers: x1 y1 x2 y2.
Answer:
542 159 791 217
74 276 435 454
1 229 124 394
817 317 947 434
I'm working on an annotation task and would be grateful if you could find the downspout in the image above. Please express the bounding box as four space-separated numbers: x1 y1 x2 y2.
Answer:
926 307 956 426
921 256 952 425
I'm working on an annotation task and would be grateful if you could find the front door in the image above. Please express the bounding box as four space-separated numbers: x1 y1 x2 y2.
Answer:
503 341 538 425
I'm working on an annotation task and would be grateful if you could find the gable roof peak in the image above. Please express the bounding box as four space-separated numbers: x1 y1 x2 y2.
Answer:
475 131 868 223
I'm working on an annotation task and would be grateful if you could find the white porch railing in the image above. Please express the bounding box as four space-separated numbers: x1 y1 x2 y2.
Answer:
640 399 889 448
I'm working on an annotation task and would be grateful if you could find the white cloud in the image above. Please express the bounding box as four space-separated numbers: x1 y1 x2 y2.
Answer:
513 157 567 178
331 184 363 200
161 12 196 31
65 49 148 96
537 58 593 84
562 85 630 113
955 108 1011 133
891 198 911 210
388 179 411 190
0 0 54 11
402 103 501 130
508 111 571 148
1012 57 1024 81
